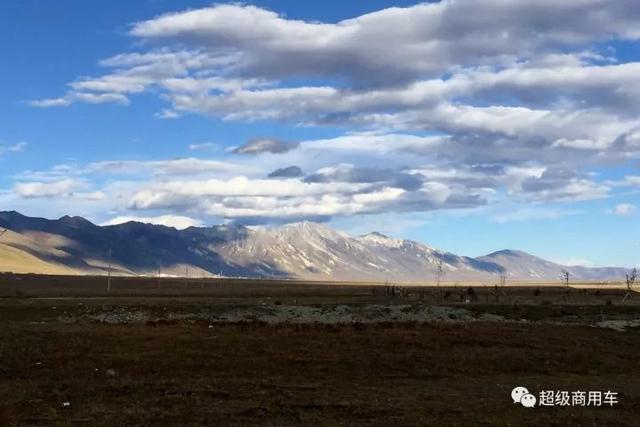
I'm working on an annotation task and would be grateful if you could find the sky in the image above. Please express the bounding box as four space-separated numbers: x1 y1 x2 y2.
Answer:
1 0 639 267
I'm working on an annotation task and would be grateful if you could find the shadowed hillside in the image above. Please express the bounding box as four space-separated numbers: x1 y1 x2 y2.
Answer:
0 211 628 281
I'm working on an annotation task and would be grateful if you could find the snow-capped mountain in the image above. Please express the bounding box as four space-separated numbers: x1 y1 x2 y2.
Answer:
0 211 628 281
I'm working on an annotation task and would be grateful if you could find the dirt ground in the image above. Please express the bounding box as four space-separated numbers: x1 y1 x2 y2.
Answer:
2 274 640 426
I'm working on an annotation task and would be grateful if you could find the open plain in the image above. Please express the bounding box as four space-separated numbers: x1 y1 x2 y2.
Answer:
2 274 640 426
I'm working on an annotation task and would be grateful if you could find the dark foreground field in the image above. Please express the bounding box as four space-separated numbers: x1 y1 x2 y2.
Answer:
2 275 640 426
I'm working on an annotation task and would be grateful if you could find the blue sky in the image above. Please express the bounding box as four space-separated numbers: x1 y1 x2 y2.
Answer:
1 0 639 266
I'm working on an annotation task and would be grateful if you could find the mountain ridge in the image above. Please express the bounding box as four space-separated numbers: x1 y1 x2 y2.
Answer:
0 211 629 281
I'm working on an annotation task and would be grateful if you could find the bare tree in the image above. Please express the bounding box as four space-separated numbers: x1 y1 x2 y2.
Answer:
435 259 446 301
383 280 407 299
491 271 508 302
622 267 638 302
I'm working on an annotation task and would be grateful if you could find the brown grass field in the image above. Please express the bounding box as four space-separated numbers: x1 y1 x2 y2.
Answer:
1 273 640 426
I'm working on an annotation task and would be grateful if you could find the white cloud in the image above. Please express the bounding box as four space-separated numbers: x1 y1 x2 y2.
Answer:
28 97 72 107
27 2 640 173
12 179 106 202
122 173 485 221
102 215 203 230
128 177 373 207
233 138 298 155
20 1 640 225
300 133 444 155
13 179 85 198
620 176 640 187
130 2 640 83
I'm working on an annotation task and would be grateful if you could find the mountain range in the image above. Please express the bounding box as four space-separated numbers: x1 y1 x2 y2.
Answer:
0 211 627 282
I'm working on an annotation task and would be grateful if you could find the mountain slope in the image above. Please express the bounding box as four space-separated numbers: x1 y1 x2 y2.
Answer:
478 250 626 281
0 211 628 281
356 232 504 281
0 235 78 275
0 211 255 277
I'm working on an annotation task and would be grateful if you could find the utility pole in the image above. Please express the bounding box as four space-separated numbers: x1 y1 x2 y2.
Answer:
107 247 112 292
435 260 445 302
0 229 7 283
500 271 507 287
0 228 12 295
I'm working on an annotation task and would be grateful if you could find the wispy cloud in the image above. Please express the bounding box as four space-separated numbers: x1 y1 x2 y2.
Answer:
0 141 27 156
492 207 582 224
610 203 637 216
188 142 220 152
29 92 129 107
